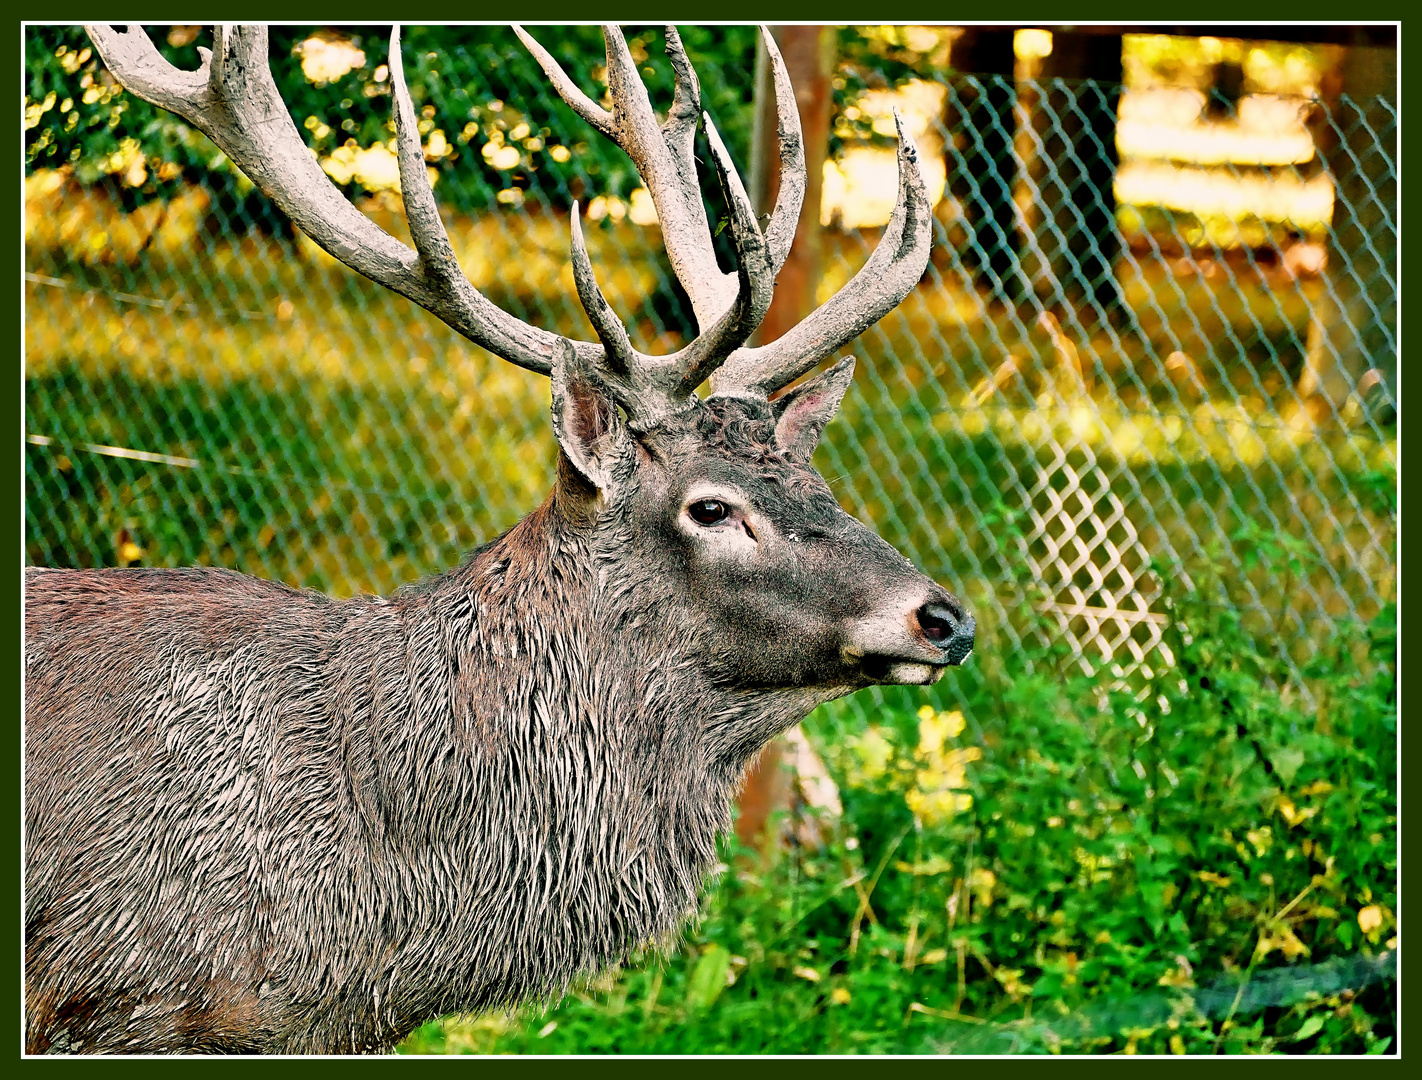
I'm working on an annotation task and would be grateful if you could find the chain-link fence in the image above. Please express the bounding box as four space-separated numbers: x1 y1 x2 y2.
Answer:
24 32 1397 723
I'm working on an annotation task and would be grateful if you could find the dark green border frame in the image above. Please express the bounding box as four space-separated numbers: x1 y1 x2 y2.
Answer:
13 4 1405 1069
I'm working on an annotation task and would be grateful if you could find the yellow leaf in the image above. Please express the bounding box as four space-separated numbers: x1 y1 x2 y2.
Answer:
1275 797 1318 828
1358 905 1383 933
1197 871 1232 887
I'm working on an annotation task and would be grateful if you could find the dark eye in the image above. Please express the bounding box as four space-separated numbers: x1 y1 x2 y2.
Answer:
688 499 730 526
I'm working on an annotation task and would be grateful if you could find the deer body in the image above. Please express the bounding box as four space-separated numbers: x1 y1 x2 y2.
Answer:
26 25 975 1054
27 502 754 1052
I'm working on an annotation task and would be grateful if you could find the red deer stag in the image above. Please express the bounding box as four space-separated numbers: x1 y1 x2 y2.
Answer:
25 24 975 1054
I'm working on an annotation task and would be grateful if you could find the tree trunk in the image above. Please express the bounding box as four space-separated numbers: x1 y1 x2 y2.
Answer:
945 28 1023 302
1302 40 1397 418
1026 31 1125 324
737 25 835 851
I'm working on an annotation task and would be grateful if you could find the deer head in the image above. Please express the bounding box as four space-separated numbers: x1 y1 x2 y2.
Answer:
83 24 975 727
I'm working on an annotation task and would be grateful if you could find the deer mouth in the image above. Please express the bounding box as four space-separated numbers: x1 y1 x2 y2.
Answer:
861 655 952 686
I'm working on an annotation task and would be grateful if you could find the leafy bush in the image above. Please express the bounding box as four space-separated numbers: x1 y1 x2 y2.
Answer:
400 528 1396 1055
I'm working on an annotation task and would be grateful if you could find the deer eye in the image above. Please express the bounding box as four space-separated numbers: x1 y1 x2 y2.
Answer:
688 499 730 526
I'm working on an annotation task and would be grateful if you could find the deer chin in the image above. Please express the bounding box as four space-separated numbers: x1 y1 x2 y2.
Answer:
883 660 949 686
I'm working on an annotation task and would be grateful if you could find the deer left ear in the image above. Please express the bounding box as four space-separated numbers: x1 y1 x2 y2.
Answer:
772 357 857 462
551 340 634 501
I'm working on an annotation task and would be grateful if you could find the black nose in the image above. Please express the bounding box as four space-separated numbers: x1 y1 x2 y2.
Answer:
916 602 976 665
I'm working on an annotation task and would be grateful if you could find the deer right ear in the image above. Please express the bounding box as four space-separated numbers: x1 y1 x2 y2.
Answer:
772 357 857 462
550 340 633 501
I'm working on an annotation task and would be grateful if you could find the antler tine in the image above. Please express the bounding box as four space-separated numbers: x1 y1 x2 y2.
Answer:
758 28 807 276
661 26 701 143
86 23 600 378
511 26 616 139
83 23 211 109
667 112 776 396
568 205 638 382
517 25 736 333
712 109 933 398
387 27 469 294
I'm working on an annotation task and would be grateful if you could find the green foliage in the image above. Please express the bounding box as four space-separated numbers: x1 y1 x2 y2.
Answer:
399 530 1395 1055
832 26 953 152
25 25 760 215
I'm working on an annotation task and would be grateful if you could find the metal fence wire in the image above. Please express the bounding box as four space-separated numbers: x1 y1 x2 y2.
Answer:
24 34 1398 722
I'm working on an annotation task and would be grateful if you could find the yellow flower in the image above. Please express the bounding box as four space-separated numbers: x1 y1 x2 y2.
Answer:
993 966 1030 999
917 708 967 754
906 709 979 825
968 867 997 908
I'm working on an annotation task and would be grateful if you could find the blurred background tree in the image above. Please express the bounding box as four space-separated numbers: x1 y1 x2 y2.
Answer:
26 26 761 219
27 25 960 218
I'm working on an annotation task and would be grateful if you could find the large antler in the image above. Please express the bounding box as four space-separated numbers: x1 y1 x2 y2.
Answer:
85 24 933 427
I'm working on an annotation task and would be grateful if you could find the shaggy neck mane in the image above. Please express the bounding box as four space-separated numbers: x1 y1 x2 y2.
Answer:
339 491 800 1045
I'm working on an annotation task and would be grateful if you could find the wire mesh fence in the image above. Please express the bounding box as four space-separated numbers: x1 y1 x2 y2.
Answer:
24 31 1398 724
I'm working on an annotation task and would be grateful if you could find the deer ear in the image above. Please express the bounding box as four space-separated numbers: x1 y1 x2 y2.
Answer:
772 357 856 462
550 340 632 498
